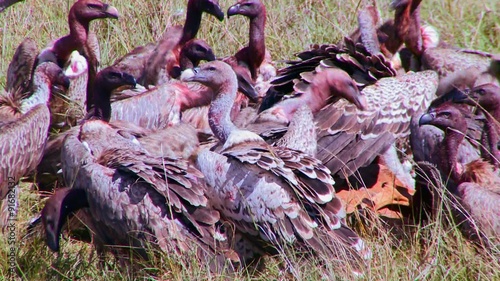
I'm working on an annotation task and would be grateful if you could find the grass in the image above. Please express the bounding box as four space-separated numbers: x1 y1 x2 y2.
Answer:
0 0 499 280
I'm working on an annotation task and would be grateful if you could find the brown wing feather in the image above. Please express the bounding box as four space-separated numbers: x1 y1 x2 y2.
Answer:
112 43 156 81
0 105 50 198
6 38 38 95
316 70 439 176
61 121 234 266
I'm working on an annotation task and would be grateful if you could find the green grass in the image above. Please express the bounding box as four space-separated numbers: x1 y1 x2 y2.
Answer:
1 0 500 280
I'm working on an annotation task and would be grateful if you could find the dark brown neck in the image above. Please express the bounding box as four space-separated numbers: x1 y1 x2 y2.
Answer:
92 84 112 122
405 4 423 56
247 12 266 80
442 129 464 183
180 2 202 45
484 114 500 167
52 15 89 64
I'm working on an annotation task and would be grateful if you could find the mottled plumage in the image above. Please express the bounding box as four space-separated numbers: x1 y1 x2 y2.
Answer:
186 61 370 271
59 120 236 268
261 37 396 112
0 62 69 229
419 104 500 244
316 70 438 179
139 0 224 86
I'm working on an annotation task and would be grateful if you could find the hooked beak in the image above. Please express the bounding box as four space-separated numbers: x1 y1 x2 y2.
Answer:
449 88 474 105
181 67 203 83
227 4 240 18
418 112 435 126
207 3 224 21
45 224 61 252
122 72 137 88
103 4 119 19
205 51 216 62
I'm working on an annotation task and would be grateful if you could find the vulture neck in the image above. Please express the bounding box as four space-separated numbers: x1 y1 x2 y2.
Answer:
180 1 203 45
442 128 465 184
405 2 423 56
247 11 266 80
208 80 239 144
92 83 112 122
483 113 500 166
21 70 51 113
53 14 89 63
179 83 215 111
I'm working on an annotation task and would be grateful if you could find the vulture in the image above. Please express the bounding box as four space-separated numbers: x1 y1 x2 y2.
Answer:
35 0 119 123
315 70 438 188
226 0 275 87
41 68 238 270
138 0 224 86
184 61 371 274
180 0 272 133
236 64 367 158
0 62 70 230
419 103 500 245
55 120 237 269
260 37 396 112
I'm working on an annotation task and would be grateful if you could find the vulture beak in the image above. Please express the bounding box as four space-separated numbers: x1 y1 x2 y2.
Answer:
206 3 224 21
122 72 137 88
205 51 216 62
45 224 61 252
182 67 205 83
103 4 119 19
449 88 476 106
227 4 241 18
213 8 225 21
418 112 435 126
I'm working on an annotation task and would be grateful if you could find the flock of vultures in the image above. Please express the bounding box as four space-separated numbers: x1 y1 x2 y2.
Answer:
0 0 499 277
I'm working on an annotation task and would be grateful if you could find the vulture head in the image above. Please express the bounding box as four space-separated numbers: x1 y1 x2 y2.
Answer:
419 103 468 135
94 67 137 94
181 39 216 65
185 61 259 102
227 0 265 19
36 62 71 90
42 188 89 252
195 0 224 21
313 68 367 110
88 67 136 121
184 61 236 92
462 84 500 113
174 39 216 78
69 0 119 26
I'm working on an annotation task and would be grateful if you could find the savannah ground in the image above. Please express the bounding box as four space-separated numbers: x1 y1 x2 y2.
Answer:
0 0 500 280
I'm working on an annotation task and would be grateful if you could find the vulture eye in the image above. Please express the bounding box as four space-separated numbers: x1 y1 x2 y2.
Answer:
476 89 486 95
440 111 451 118
87 4 101 9
108 72 122 79
195 45 206 53
207 66 217 71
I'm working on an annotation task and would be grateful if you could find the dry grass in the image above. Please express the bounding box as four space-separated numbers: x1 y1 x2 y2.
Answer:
0 0 500 280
